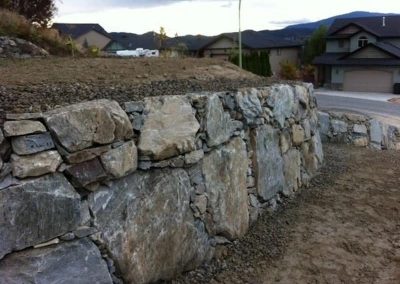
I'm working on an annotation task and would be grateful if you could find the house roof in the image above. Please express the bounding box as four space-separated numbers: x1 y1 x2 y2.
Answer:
313 42 400 66
199 30 302 51
52 23 111 39
328 16 400 38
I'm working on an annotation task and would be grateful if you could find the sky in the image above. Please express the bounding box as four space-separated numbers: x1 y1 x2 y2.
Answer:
55 0 400 36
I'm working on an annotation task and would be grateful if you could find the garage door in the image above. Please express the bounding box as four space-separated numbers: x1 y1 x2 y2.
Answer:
343 70 393 93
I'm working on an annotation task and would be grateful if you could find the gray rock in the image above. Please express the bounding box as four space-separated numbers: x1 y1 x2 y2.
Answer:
331 119 348 134
11 150 62 178
292 124 305 146
193 194 208 215
0 174 19 190
0 129 4 145
3 120 46 137
353 137 369 147
0 238 113 284
294 85 309 108
138 96 200 161
65 145 111 164
45 100 133 153
65 158 108 188
5 112 44 121
100 140 138 178
89 168 211 284
279 130 291 154
345 112 367 122
251 125 286 201
130 112 144 131
353 124 368 135
205 94 235 147
11 132 54 155
318 111 331 136
185 149 204 165
60 232 76 241
283 149 301 193
73 226 98 238
124 101 145 113
267 85 295 128
0 173 81 259
202 137 249 240
235 89 263 125
370 119 382 149
312 132 324 164
301 141 319 177
302 119 311 139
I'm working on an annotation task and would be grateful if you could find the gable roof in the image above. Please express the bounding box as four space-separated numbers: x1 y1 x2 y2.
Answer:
340 42 400 60
52 23 111 39
328 16 400 38
199 30 302 51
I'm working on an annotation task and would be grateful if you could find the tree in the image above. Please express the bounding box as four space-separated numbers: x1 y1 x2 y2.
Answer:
157 26 168 49
0 0 56 27
303 25 327 64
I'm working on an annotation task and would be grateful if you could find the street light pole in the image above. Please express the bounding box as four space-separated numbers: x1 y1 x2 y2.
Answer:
238 0 242 68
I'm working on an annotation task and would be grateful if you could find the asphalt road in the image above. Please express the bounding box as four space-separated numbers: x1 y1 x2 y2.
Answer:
316 94 400 118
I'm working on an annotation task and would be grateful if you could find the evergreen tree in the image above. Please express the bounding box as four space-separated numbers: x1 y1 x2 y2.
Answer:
303 25 328 64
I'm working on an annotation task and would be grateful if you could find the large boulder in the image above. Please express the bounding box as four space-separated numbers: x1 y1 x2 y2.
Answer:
0 173 81 259
0 238 112 284
89 168 211 284
202 137 249 240
45 100 133 153
251 125 286 201
3 120 46 137
267 85 295 128
283 149 301 193
100 140 138 178
11 150 62 178
138 96 200 161
204 94 235 147
235 89 263 126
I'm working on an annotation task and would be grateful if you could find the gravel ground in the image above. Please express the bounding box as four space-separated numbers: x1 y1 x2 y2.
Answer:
0 57 270 113
170 144 400 284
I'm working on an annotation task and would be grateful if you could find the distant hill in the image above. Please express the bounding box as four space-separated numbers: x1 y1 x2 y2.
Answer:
285 11 396 30
109 11 399 51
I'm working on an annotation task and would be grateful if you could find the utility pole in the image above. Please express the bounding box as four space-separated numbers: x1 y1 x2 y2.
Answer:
238 0 242 68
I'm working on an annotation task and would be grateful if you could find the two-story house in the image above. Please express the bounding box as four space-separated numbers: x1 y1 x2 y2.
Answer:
314 16 400 93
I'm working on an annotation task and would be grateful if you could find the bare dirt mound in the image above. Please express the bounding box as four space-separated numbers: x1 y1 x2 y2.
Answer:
0 57 268 113
174 144 400 284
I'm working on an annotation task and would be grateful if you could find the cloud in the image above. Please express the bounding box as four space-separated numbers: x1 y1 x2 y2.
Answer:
57 0 235 15
269 18 311 27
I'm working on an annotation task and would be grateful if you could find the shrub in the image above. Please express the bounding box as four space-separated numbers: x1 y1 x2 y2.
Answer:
0 8 78 55
279 61 299 80
229 50 272 77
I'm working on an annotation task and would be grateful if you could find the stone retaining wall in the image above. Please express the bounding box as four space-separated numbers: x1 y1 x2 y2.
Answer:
0 83 322 284
318 111 400 150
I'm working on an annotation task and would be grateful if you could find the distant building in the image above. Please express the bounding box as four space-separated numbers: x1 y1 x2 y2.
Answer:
52 23 114 51
198 32 302 76
314 15 400 93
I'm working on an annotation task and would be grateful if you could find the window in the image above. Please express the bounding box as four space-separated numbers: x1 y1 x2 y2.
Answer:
358 36 368 48
277 49 281 56
338 39 345 48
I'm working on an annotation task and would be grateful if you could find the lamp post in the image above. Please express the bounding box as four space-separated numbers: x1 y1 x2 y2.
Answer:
238 0 242 68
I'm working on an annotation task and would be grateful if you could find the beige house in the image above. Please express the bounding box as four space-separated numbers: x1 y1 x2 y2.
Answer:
52 23 113 50
199 33 302 76
314 16 400 93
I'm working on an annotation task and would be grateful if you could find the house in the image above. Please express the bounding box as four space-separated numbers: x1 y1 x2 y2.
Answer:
314 16 400 93
198 31 302 75
52 23 114 51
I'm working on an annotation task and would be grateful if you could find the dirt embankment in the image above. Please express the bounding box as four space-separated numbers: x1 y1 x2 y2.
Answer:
0 57 269 113
173 144 400 284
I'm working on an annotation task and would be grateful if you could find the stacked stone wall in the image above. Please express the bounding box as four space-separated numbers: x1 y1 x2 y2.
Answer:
0 83 322 283
318 111 400 150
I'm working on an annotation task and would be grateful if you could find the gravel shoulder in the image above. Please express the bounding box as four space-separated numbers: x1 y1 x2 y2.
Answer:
173 144 400 284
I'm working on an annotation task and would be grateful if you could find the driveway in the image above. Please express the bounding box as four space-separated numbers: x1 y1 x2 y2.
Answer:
315 89 400 119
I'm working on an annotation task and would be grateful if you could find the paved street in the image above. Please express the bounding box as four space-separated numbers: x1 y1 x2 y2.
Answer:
315 90 400 118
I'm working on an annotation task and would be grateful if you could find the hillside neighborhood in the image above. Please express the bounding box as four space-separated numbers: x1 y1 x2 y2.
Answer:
0 2 400 284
